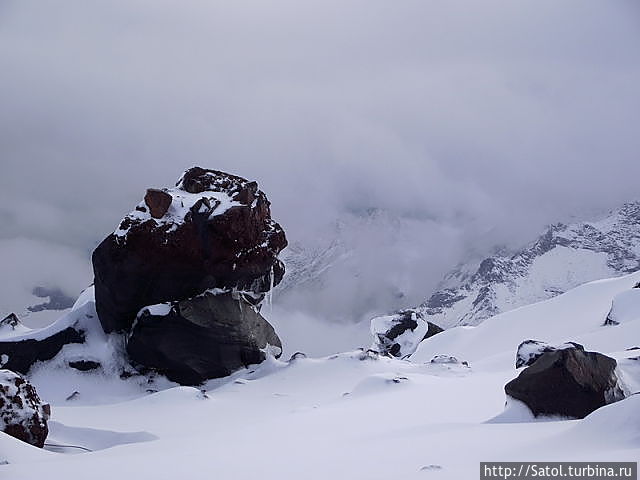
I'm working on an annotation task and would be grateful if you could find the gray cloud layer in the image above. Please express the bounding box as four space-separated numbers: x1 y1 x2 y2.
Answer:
1 0 639 320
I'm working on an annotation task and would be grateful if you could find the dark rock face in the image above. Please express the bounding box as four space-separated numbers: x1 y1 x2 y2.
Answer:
0 326 84 374
93 167 287 333
371 309 443 359
515 340 584 368
505 348 626 418
0 370 50 447
127 291 282 385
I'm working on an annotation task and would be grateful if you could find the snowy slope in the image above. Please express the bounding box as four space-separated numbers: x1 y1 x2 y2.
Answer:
2 271 639 479
420 202 640 328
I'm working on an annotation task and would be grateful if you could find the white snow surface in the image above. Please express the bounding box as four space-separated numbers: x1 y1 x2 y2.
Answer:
607 288 640 326
2 273 640 478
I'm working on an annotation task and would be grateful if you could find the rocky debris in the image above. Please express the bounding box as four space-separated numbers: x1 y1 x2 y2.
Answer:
370 309 443 359
430 355 468 366
27 286 75 313
127 290 282 385
0 325 84 374
515 340 584 368
505 348 626 418
419 202 640 328
93 167 287 333
605 288 640 326
0 369 50 447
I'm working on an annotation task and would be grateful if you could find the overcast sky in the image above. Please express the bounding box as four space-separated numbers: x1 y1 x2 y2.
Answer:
1 0 639 320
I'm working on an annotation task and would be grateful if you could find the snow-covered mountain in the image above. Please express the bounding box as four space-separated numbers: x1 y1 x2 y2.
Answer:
418 202 640 328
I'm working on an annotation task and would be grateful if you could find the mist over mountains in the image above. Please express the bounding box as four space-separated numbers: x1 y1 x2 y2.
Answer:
2 0 640 326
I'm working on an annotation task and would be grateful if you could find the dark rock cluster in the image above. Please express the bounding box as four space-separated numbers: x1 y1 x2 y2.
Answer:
0 167 288 387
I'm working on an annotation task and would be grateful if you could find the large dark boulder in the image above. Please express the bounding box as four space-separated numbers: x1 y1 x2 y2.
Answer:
127 291 282 385
505 348 626 418
370 309 443 359
93 167 287 333
0 369 50 448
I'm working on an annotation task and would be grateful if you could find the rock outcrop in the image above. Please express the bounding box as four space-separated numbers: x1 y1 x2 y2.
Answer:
93 167 287 333
0 370 50 447
370 309 443 359
0 315 84 374
0 168 287 386
127 290 282 385
505 347 626 418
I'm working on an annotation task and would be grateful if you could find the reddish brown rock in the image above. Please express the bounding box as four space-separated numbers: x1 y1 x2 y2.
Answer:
92 167 287 333
144 188 172 219
0 369 50 448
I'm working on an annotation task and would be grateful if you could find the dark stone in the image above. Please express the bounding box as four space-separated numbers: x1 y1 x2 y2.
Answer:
424 321 444 339
127 291 282 385
505 348 625 418
93 167 287 333
68 360 101 371
144 188 172 219
0 370 50 448
515 340 584 368
0 327 85 374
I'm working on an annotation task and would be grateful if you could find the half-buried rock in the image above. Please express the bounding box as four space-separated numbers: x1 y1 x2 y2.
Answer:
0 369 50 447
128 291 282 385
370 309 443 359
93 167 287 333
505 346 626 419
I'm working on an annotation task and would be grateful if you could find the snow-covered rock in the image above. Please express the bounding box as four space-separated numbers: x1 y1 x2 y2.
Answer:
92 166 287 333
505 348 626 419
0 370 50 447
605 287 640 326
370 309 442 358
515 340 584 368
419 202 640 328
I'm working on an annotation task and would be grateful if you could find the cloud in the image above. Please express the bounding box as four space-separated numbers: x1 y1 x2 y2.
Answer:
1 0 639 320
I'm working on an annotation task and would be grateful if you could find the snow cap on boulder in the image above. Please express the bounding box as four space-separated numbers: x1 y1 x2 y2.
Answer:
515 339 584 368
